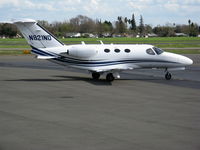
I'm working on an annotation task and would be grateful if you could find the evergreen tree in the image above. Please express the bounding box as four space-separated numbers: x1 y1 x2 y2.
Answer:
188 19 191 26
130 13 136 31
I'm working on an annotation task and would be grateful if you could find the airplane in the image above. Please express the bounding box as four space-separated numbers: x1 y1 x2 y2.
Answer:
7 19 193 82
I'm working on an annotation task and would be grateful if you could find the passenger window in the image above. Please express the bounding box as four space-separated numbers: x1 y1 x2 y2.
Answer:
125 49 131 53
146 48 155 55
114 49 120 53
104 49 110 53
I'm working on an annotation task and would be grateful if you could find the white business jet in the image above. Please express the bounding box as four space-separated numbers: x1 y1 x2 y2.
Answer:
9 19 193 82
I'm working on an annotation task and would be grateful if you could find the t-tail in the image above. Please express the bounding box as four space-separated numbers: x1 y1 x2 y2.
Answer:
11 19 64 49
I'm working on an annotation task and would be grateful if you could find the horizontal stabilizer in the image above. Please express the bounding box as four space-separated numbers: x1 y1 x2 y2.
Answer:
0 19 36 24
37 56 56 59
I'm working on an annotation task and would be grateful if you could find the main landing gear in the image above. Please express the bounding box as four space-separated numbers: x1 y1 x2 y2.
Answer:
106 73 115 82
91 72 115 82
92 72 100 80
165 69 172 80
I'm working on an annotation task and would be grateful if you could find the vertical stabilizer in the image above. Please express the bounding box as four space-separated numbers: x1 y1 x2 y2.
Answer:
12 19 64 48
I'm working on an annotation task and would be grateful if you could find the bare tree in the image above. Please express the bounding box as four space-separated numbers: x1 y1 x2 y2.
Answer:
138 15 145 37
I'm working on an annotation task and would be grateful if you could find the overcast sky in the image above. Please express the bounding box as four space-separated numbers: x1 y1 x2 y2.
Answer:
0 0 199 26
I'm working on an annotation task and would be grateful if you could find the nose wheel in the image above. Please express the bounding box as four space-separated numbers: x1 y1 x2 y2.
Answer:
165 72 172 80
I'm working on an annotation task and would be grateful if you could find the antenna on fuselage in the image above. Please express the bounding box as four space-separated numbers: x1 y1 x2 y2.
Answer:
97 40 104 45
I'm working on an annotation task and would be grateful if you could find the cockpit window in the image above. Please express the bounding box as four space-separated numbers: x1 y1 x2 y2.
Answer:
146 48 155 55
153 47 164 55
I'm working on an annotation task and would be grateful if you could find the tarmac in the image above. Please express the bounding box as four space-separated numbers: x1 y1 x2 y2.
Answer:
0 54 200 150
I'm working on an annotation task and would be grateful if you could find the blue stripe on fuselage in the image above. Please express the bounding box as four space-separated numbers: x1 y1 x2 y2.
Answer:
31 46 56 56
54 57 179 67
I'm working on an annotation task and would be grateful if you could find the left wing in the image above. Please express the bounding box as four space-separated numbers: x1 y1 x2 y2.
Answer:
37 56 56 59
90 64 138 73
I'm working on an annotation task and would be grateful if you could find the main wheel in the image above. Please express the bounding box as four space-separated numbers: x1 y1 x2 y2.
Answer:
106 73 115 82
165 72 172 80
92 72 100 80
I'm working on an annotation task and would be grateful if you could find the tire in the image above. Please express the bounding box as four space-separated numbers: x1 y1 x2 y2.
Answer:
165 72 172 80
92 72 100 80
106 73 115 82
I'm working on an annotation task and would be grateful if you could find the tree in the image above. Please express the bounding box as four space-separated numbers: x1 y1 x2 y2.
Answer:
188 19 191 26
130 13 136 31
0 23 17 37
199 26 200 33
189 22 199 37
144 24 152 34
153 25 175 37
115 16 126 34
175 25 182 33
69 15 96 34
124 17 128 25
103 21 113 33
138 15 145 37
96 19 103 37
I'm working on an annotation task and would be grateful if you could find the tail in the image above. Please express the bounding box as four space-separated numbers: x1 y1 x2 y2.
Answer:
12 19 64 49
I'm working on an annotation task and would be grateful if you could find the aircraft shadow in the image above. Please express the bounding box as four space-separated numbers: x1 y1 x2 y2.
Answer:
5 75 200 89
5 75 112 86
53 75 112 86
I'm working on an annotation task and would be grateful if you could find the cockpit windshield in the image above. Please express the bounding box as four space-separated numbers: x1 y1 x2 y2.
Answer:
146 48 155 55
153 47 164 55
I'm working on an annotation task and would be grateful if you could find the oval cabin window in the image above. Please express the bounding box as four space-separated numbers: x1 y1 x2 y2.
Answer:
104 49 110 53
125 49 131 53
114 49 120 53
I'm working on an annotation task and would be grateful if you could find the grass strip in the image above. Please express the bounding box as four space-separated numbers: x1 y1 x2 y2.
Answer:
0 50 31 55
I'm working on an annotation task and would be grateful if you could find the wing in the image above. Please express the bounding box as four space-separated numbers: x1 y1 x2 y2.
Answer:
37 56 56 59
89 64 140 73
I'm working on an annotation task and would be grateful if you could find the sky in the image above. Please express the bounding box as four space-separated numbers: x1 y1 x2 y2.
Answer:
0 0 200 26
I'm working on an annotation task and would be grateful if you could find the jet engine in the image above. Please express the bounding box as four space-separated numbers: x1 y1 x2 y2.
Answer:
66 46 98 58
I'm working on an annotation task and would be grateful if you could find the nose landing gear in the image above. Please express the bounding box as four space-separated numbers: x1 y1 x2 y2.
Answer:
165 70 172 80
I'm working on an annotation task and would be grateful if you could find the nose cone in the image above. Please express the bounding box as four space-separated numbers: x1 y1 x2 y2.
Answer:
180 56 193 66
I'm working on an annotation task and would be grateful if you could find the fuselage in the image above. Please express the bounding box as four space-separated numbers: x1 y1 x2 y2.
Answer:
36 44 193 73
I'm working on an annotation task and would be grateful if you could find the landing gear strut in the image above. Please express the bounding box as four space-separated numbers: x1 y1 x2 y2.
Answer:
165 72 172 80
92 72 100 80
106 73 115 82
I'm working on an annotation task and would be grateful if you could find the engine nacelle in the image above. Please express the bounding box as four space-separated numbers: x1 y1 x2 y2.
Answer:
67 46 98 58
